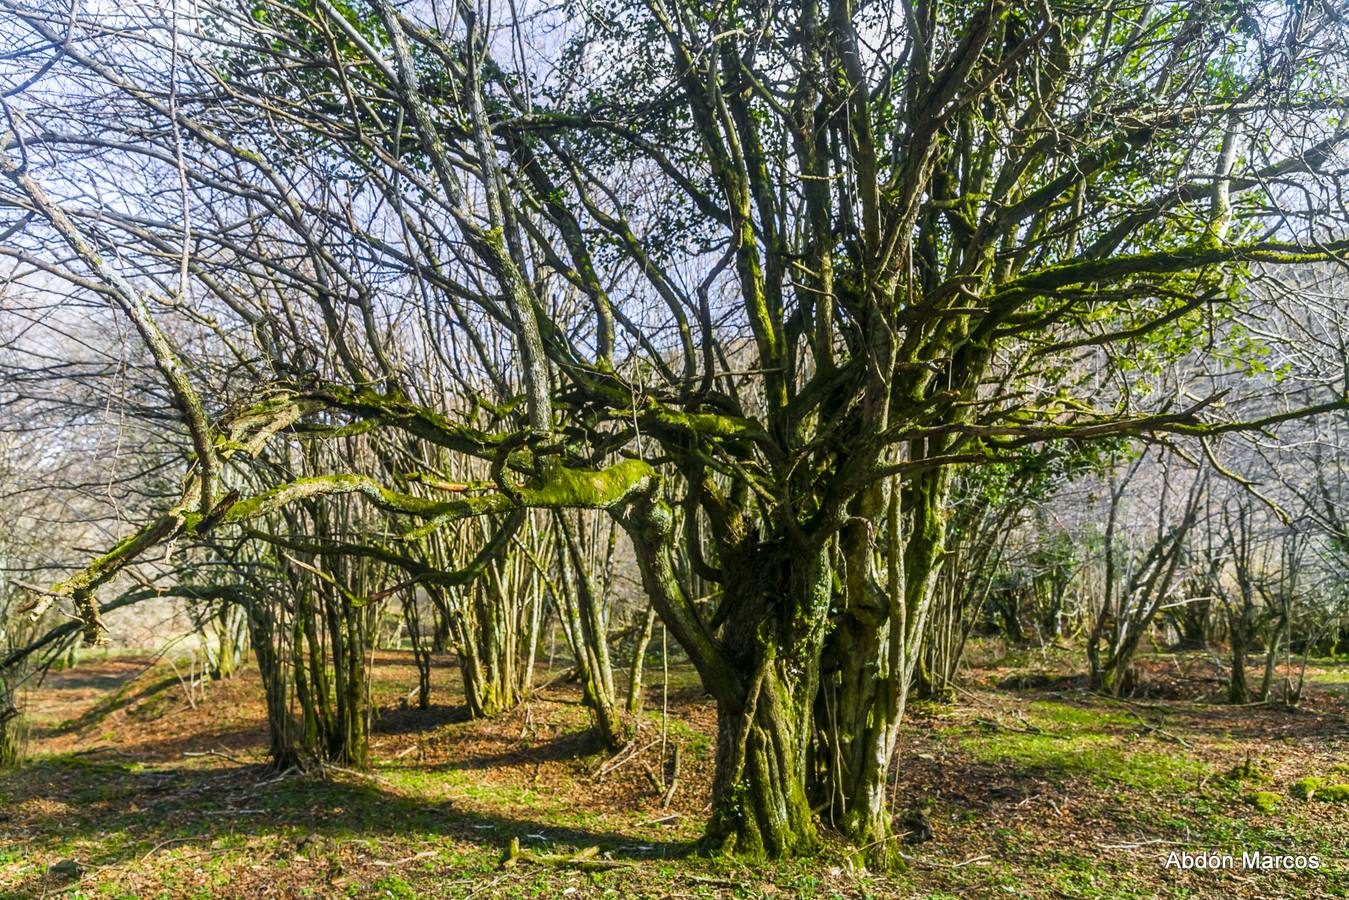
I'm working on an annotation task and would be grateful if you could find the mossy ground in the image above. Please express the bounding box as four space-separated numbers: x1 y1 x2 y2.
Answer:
1 644 1347 898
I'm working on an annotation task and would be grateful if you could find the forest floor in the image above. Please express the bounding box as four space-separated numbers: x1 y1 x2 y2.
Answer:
2 643 1348 898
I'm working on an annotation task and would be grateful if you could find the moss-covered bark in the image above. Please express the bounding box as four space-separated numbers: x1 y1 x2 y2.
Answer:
0 683 22 770
623 483 829 857
816 468 950 866
706 666 818 857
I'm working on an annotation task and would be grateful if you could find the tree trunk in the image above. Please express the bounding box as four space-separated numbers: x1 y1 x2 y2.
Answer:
818 469 948 865
997 589 1027 644
451 565 524 719
627 603 657 714
322 589 370 767
207 603 247 680
246 598 302 770
0 718 21 770
553 512 629 750
1258 617 1281 703
705 665 817 858
0 681 22 770
403 595 432 710
429 593 452 654
619 491 824 859
1229 624 1250 704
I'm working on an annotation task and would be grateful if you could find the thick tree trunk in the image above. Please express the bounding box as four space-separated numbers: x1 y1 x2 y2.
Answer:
620 490 826 859
704 538 827 858
818 469 949 865
705 666 817 857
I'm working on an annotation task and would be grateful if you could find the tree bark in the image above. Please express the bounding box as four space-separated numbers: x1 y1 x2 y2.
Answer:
1229 624 1250 704
818 468 949 865
246 598 302 771
627 604 657 714
619 489 824 858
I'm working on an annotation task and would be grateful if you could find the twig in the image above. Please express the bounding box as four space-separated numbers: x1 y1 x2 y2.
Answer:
898 851 992 869
502 842 635 872
463 875 509 898
1100 838 1194 849
320 763 396 787
661 743 681 808
682 874 742 888
183 748 253 765
590 736 658 780
372 850 438 867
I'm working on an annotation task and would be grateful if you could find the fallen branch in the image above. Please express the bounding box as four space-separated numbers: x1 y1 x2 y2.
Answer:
1122 708 1190 747
661 743 681 808
501 841 636 872
590 736 658 780
372 850 438 867
898 851 992 869
319 763 397 788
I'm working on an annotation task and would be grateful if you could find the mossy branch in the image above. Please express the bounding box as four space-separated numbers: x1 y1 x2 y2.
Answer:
18 459 656 642
994 238 1349 302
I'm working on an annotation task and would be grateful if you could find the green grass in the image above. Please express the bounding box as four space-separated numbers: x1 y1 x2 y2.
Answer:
1024 700 1135 729
1302 671 1349 686
641 712 714 756
955 698 1209 790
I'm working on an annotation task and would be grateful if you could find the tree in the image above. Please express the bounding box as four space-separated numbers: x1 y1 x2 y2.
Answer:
1087 451 1206 695
3 0 1349 862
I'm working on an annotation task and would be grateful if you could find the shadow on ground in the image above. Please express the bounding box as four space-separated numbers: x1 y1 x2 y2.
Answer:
2 753 698 897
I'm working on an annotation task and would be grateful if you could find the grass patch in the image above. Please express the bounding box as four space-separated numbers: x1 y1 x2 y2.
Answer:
1024 700 1134 730
957 698 1207 790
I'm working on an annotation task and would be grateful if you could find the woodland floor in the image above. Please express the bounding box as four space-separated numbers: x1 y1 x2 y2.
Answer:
2 643 1349 899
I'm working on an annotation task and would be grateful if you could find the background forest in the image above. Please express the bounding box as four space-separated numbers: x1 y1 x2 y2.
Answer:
1 0 1349 896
